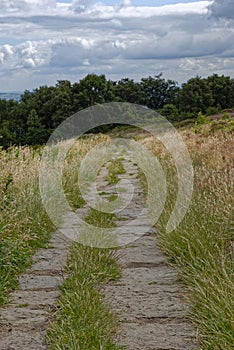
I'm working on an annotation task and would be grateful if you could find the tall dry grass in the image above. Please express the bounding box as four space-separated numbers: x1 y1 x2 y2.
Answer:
0 134 110 305
0 146 54 304
140 121 234 350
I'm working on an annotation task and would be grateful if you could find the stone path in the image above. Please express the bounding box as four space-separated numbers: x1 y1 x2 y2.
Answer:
0 156 198 350
0 231 72 349
103 158 198 350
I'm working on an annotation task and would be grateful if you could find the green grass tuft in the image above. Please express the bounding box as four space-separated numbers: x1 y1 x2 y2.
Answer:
47 231 123 349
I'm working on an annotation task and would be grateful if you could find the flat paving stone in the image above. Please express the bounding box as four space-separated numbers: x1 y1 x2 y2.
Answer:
47 232 72 250
113 266 179 286
19 274 64 291
118 321 197 350
9 290 60 308
0 307 49 331
105 288 189 321
117 238 167 266
116 225 153 236
104 157 197 349
0 330 47 350
30 248 69 271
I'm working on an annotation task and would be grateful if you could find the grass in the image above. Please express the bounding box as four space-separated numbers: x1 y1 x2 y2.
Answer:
62 136 108 209
0 135 123 348
47 244 123 350
1 120 233 349
85 208 117 228
47 208 123 350
105 159 126 185
0 134 110 306
108 194 119 202
0 146 54 305
47 140 125 349
138 119 234 350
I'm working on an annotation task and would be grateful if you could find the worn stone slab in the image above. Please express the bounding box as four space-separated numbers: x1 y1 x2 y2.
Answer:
30 248 69 271
118 321 197 350
9 290 60 308
113 266 179 286
104 288 189 321
0 330 47 350
47 232 72 250
117 237 167 266
19 274 64 291
117 208 143 218
0 307 49 328
116 225 153 236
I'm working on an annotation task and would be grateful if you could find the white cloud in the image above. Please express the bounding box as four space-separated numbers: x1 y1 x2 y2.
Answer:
0 0 234 91
3 45 14 56
0 53 5 64
0 0 57 13
121 0 132 7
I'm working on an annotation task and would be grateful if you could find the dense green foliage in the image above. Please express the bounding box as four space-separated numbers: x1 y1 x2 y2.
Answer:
1 73 234 147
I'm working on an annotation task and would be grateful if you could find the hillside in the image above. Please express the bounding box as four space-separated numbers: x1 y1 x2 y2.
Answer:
0 119 233 349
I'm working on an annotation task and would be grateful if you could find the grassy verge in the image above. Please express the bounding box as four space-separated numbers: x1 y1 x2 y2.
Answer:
139 120 234 350
0 146 54 305
0 134 109 306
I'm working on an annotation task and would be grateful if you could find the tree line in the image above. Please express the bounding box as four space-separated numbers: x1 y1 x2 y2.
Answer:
0 73 234 147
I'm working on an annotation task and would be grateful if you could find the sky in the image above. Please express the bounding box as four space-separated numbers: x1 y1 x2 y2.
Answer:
0 0 234 91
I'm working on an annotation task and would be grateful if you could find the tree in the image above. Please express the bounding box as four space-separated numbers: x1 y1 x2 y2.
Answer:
114 78 145 105
73 74 115 110
26 109 47 145
51 80 74 128
0 99 20 147
0 120 16 148
158 103 179 121
141 74 179 109
207 74 234 110
177 76 214 116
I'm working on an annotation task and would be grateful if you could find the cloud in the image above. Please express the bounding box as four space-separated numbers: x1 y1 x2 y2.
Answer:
0 41 47 71
121 0 132 7
208 0 234 19
72 0 94 13
0 0 57 12
0 0 234 91
0 44 14 65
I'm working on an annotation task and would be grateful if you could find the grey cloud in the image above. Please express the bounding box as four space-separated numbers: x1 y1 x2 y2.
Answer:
72 0 94 13
50 40 91 67
1 12 234 71
209 0 234 19
0 0 57 12
0 1 234 90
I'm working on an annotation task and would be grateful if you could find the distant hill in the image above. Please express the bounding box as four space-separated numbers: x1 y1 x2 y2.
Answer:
0 92 22 101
